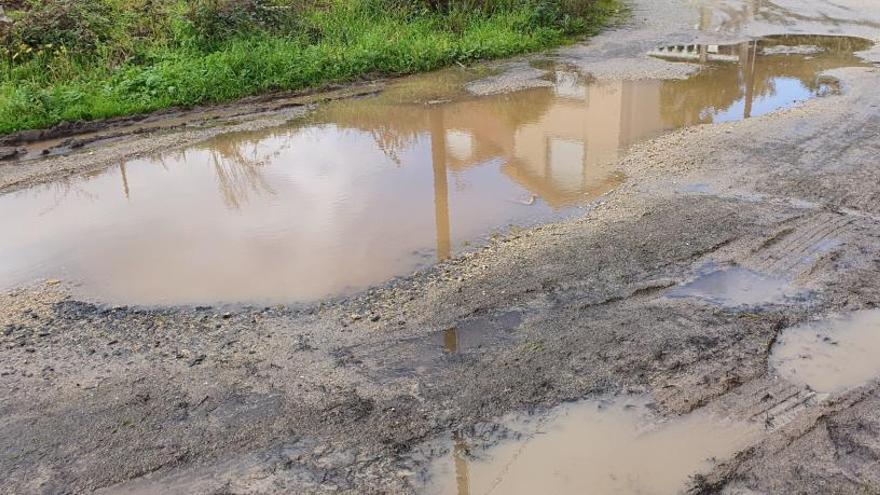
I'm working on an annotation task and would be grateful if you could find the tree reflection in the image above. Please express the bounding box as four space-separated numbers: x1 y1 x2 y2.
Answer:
207 138 276 210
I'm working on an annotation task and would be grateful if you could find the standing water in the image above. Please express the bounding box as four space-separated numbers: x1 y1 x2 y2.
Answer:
771 310 880 394
0 35 870 305
423 397 761 495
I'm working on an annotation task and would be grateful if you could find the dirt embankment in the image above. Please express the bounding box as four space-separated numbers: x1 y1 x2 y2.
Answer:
2 0 880 493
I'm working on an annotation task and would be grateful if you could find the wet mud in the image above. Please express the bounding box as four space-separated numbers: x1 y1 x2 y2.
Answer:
3 0 880 494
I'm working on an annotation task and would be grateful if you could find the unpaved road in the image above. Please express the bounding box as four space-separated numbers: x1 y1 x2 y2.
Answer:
3 0 880 493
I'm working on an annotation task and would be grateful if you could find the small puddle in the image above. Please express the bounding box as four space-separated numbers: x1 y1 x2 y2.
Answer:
362 310 525 379
0 35 870 305
425 397 760 495
771 310 880 394
667 264 802 308
441 311 523 354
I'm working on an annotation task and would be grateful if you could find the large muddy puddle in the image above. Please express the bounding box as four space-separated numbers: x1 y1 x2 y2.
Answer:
771 309 880 394
424 397 760 495
0 35 870 304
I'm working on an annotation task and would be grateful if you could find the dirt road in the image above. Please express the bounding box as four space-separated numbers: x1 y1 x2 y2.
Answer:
2 0 880 493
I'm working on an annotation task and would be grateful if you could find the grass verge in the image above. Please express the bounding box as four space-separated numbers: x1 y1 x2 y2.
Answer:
0 0 621 135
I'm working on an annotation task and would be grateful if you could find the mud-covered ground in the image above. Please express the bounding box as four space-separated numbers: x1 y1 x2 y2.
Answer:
3 0 880 493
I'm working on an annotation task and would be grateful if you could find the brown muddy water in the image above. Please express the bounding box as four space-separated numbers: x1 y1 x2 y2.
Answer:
0 35 871 305
424 397 761 495
771 310 880 394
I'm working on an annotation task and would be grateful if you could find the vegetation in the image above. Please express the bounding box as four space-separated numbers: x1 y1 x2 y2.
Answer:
0 0 620 134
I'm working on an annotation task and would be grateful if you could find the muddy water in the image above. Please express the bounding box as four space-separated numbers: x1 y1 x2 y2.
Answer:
0 35 870 305
771 310 880 393
667 264 803 308
426 397 761 495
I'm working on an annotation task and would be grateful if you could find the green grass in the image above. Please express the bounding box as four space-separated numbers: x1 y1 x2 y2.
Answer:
0 0 621 134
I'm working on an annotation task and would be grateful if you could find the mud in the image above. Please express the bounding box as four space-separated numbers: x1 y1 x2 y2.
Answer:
3 0 880 494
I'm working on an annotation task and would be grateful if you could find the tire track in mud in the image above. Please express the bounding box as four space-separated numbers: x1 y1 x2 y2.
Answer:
742 211 853 278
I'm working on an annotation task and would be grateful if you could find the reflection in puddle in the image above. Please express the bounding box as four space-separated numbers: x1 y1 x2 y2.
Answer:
771 310 880 393
451 431 471 495
428 397 760 495
667 265 801 308
651 35 871 122
443 327 461 354
0 36 869 304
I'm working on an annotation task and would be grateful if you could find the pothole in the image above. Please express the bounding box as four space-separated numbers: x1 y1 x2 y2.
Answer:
0 36 870 305
770 309 880 394
422 396 761 495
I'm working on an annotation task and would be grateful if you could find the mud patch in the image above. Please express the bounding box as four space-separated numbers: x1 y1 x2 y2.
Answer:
771 310 880 393
667 264 804 309
97 441 319 494
423 397 760 495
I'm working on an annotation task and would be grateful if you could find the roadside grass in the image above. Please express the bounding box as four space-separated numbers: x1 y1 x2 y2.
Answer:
0 0 621 134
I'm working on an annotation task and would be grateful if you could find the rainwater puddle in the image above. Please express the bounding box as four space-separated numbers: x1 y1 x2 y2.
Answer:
667 265 802 308
425 397 760 495
360 310 525 380
771 310 880 394
0 35 869 305
441 311 524 354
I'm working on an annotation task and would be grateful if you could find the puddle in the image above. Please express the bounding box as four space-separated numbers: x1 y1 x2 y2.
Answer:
441 311 524 354
667 265 802 308
771 310 880 394
425 397 760 495
649 35 871 122
355 310 525 381
0 36 870 305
